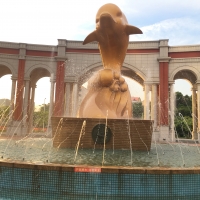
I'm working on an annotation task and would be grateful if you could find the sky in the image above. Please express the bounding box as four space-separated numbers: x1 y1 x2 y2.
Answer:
0 0 200 104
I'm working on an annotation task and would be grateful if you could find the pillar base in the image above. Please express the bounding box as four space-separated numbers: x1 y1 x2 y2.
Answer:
46 126 52 138
159 126 170 142
6 120 28 136
170 128 176 142
22 125 28 136
192 131 198 140
198 132 200 142
152 130 160 142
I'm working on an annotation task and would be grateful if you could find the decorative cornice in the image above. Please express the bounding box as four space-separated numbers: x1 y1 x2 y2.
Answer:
66 40 161 50
18 55 26 60
50 78 56 83
159 39 169 47
157 57 171 62
54 56 68 61
168 81 175 84
24 78 30 81
25 56 56 62
143 81 159 85
66 40 98 50
169 45 200 52
127 49 159 54
128 40 160 49
26 44 57 52
170 57 200 63
196 81 200 85
58 39 67 47
1 40 200 54
0 41 57 52
65 76 78 83
0 41 19 49
19 43 26 49
11 76 18 80
0 54 19 59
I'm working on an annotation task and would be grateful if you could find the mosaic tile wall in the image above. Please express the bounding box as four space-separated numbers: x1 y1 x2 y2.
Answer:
1 165 200 199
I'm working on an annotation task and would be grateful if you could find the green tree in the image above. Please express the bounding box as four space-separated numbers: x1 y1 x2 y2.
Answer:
175 92 192 116
174 116 192 138
33 104 49 128
175 92 192 138
0 106 10 125
132 102 143 118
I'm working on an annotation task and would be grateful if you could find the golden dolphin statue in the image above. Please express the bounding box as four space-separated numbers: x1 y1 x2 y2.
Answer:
78 3 142 119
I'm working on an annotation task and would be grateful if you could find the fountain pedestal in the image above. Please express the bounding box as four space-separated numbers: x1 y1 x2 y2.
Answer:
52 117 153 151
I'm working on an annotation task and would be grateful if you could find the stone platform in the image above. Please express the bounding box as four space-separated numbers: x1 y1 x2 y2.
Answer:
51 117 153 151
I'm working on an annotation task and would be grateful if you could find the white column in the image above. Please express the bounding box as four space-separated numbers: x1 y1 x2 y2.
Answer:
144 84 150 120
48 73 55 127
192 86 197 139
65 82 71 117
6 77 17 135
28 84 36 133
10 77 17 114
151 84 158 129
72 82 78 117
69 83 73 116
170 82 175 142
197 84 200 139
22 80 30 135
77 84 81 110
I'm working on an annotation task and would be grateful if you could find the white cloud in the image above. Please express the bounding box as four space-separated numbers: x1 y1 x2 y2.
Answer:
131 17 200 45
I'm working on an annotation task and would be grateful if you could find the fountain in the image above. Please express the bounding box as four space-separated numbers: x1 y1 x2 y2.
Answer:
52 3 153 152
1 3 200 200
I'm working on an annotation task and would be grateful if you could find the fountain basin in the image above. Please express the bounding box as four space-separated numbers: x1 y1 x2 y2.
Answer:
1 121 200 199
1 135 200 199
1 160 200 199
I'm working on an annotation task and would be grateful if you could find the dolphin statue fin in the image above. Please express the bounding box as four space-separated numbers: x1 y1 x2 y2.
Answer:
125 25 143 35
83 31 98 45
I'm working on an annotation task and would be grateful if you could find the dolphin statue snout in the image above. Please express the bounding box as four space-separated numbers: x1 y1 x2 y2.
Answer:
99 13 115 28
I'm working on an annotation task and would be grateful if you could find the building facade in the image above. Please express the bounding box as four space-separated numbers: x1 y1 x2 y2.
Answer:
0 39 200 141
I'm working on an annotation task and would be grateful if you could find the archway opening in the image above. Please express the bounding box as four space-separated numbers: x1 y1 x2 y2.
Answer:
35 77 50 106
174 79 193 139
0 74 12 102
33 77 50 132
27 66 51 133
0 74 12 132
125 77 144 119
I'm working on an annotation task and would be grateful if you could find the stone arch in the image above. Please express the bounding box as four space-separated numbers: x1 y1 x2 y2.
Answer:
76 61 145 86
0 61 16 78
77 62 103 85
24 63 54 79
169 65 199 84
122 62 146 86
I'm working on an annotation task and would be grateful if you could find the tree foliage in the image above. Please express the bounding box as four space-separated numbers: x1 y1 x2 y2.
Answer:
175 92 192 138
132 102 143 118
33 104 49 128
0 106 10 126
175 92 192 116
